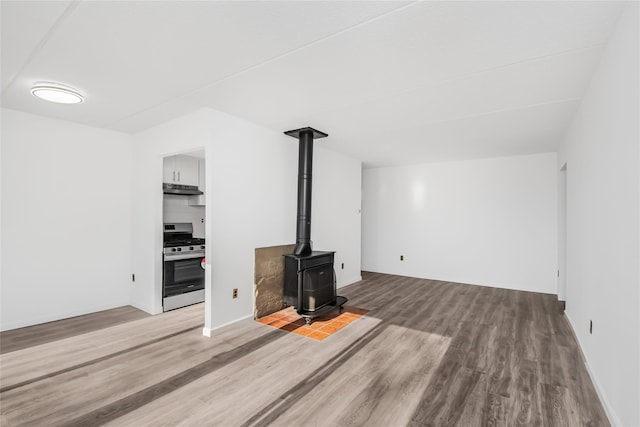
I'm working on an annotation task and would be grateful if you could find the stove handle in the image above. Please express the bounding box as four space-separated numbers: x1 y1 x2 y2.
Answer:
164 252 205 261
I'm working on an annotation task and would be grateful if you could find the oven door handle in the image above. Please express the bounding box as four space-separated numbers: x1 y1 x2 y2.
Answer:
164 252 205 261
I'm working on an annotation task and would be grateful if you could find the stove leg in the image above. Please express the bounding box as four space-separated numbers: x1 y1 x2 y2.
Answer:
305 317 312 326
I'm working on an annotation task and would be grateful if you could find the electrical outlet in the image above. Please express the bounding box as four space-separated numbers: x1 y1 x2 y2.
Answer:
132 273 135 282
590 320 593 334
400 255 404 261
201 218 204 223
341 263 344 269
232 288 238 299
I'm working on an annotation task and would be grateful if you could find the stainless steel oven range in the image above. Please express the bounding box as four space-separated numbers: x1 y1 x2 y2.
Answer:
163 223 205 311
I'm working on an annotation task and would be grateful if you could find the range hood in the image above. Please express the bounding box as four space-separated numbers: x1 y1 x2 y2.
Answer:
163 183 203 195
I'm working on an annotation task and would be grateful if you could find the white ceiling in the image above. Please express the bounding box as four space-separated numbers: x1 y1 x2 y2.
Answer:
1 1 624 167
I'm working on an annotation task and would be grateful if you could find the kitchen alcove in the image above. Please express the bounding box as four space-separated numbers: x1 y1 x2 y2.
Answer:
161 149 208 315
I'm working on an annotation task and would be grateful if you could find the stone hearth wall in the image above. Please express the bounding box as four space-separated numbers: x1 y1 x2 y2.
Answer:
254 244 295 319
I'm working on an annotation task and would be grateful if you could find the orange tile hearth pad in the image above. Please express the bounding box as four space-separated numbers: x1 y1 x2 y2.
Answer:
256 305 368 341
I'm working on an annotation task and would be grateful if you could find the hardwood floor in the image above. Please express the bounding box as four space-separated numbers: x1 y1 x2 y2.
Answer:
0 272 609 426
0 306 149 355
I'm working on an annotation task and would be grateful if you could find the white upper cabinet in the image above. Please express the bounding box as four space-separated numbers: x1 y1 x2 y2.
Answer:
163 155 199 186
188 159 206 206
162 157 175 183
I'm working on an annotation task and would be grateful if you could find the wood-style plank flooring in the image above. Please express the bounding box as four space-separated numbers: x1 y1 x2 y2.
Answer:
0 306 149 354
0 272 609 426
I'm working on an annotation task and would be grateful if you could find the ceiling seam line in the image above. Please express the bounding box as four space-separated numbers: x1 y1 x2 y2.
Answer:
1 0 82 95
103 1 420 129
266 97 583 148
304 97 583 136
399 97 585 129
267 43 605 125
108 28 605 132
450 43 607 80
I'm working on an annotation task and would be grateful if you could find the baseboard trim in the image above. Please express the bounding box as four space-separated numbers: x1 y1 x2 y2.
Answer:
128 301 154 316
558 299 566 313
202 314 253 337
337 275 363 289
564 311 621 426
204 275 364 337
0 301 131 332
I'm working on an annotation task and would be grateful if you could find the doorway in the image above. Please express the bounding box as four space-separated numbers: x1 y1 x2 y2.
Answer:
161 149 207 314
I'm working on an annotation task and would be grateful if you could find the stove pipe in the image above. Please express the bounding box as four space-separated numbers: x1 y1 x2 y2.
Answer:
284 127 328 257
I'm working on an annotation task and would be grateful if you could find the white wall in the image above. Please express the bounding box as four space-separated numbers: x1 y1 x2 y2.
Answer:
0 108 133 331
558 3 639 425
163 195 205 238
312 145 362 287
205 111 297 331
132 108 362 333
362 153 558 294
557 164 567 301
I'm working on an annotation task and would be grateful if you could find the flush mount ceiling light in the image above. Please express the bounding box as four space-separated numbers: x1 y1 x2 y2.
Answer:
30 82 84 104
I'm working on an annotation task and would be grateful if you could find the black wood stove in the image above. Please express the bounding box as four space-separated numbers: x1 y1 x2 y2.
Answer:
283 127 347 325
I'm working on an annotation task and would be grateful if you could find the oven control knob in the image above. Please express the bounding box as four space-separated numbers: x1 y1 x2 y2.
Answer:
201 245 205 249
177 248 182 252
189 246 194 250
171 248 176 252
